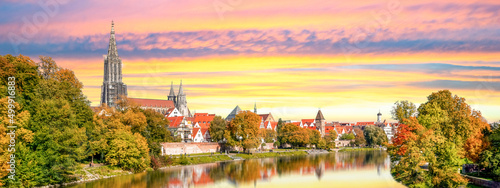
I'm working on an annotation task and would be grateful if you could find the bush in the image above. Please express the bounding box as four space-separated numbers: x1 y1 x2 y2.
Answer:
179 156 189 165
150 156 162 170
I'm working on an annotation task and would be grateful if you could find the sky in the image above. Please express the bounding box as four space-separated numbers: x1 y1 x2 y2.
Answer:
1 0 499 122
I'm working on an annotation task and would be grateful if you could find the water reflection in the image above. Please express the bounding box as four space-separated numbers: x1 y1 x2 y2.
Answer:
65 151 405 188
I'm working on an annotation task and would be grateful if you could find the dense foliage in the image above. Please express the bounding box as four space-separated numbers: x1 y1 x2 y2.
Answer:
208 116 226 142
352 128 366 146
479 123 500 181
364 125 388 147
224 111 261 152
388 90 491 188
0 55 172 187
340 133 355 140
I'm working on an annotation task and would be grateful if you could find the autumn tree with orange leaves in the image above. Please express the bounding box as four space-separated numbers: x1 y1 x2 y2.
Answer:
389 90 490 188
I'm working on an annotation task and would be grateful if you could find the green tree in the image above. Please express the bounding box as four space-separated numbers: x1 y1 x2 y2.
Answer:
105 130 150 172
142 109 172 156
308 129 321 148
364 125 388 147
276 118 284 143
389 90 491 187
225 111 261 152
479 124 500 181
208 116 226 142
261 129 277 143
391 100 417 123
324 134 336 149
340 133 355 140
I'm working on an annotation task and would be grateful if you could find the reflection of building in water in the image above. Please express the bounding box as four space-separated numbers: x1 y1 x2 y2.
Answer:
315 161 325 180
165 152 391 187
167 163 217 188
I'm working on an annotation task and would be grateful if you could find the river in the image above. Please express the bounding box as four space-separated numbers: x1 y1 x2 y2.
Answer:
64 150 406 188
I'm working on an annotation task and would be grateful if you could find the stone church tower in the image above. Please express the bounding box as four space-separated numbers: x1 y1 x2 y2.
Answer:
176 80 189 117
100 21 127 108
315 110 326 137
168 81 177 104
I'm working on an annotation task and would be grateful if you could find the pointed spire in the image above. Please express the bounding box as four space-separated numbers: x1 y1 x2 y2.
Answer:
178 80 184 95
315 109 325 120
107 20 118 58
254 102 257 114
169 81 176 96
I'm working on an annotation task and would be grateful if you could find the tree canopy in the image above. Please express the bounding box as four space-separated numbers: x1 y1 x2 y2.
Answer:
388 90 491 187
0 55 173 187
280 123 309 148
225 111 261 152
208 116 226 142
364 125 388 147
391 100 417 123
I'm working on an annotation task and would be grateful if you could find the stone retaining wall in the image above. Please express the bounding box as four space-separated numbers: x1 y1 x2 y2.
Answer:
160 143 220 155
463 175 500 188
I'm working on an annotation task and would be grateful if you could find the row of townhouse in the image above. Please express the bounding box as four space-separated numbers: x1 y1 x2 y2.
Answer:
287 116 399 142
117 100 398 143
167 113 216 143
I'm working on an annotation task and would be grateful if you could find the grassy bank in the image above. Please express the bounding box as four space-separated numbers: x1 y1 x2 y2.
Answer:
74 165 132 181
235 151 308 159
170 155 232 166
338 147 383 152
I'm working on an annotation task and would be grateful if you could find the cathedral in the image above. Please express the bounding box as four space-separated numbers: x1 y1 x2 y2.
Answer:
100 21 127 108
99 21 190 117
168 81 189 117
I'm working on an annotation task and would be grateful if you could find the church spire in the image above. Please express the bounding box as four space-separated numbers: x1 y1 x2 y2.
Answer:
169 81 175 96
254 102 257 114
107 20 118 58
178 80 184 95
168 81 176 103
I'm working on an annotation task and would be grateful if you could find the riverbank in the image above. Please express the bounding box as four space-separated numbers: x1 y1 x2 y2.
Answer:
235 150 308 159
338 147 385 152
53 150 315 187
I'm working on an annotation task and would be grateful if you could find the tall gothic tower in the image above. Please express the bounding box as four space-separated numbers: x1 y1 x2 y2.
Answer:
168 81 177 104
100 21 127 108
176 80 189 117
315 109 326 137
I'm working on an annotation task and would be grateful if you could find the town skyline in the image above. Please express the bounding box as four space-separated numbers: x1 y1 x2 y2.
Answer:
1 0 499 122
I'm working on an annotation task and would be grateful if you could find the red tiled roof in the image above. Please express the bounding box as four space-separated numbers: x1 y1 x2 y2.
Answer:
194 113 209 117
270 122 278 131
129 98 175 108
291 122 301 126
167 116 184 128
325 127 335 134
259 114 270 121
165 107 177 116
201 128 209 138
192 128 200 139
356 122 375 126
301 119 314 127
194 113 215 129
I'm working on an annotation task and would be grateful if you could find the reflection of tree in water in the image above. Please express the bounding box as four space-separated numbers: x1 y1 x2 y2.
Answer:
336 150 387 169
71 152 393 187
226 160 263 184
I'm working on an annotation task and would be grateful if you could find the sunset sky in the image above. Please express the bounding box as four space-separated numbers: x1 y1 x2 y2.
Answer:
1 0 499 122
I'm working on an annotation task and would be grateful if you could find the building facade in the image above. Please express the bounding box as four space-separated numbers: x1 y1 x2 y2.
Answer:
100 21 127 108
